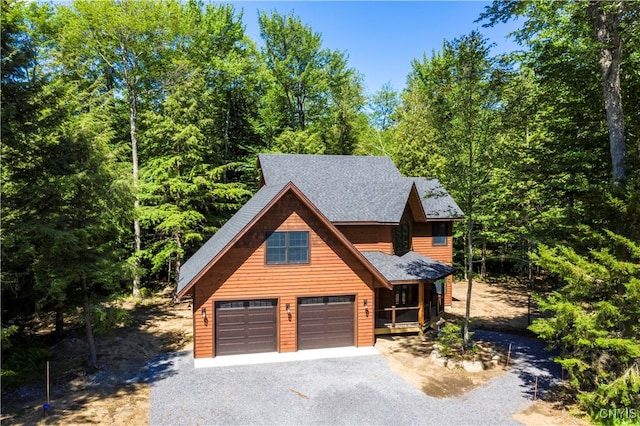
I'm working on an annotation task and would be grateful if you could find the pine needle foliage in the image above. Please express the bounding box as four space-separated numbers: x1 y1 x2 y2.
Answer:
530 231 640 420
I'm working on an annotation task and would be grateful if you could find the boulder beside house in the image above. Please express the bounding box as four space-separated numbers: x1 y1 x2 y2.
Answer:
176 154 463 364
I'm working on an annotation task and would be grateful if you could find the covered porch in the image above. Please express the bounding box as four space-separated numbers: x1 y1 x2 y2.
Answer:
373 281 445 334
360 250 453 335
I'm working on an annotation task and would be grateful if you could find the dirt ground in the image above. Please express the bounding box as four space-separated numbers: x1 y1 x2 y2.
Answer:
513 400 590 426
375 334 506 399
1 279 589 425
447 278 534 331
1 295 193 425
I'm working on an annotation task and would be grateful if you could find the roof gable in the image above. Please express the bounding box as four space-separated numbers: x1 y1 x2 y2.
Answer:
412 177 464 220
177 183 286 296
406 183 428 223
177 181 391 297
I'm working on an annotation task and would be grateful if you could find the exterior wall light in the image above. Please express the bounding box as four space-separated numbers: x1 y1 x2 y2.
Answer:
364 299 369 316
286 303 291 315
201 307 207 320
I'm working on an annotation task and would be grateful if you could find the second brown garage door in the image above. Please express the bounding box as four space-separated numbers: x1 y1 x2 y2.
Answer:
297 296 355 350
215 299 277 356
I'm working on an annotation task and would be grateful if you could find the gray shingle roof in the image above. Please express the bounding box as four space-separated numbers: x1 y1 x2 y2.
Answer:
177 183 287 296
360 251 455 282
259 154 463 221
412 178 464 219
178 154 463 296
259 154 403 187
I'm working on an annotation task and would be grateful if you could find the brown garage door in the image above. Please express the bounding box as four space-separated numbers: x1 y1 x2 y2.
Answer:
297 296 355 350
215 299 277 356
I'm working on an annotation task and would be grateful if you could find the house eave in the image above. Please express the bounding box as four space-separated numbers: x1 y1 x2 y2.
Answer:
333 221 400 226
427 217 465 222
388 280 424 285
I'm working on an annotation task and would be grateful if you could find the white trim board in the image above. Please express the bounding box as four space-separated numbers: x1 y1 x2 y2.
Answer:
194 346 379 369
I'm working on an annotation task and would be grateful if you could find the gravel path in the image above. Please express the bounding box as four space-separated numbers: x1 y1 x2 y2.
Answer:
149 331 560 425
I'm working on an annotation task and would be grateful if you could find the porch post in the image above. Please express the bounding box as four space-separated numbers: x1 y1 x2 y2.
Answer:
418 282 425 327
391 306 396 327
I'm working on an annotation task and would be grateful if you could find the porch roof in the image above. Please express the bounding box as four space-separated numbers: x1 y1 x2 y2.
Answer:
360 251 455 282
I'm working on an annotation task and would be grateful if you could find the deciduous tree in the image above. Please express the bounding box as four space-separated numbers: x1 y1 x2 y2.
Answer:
257 10 365 154
398 32 501 345
481 0 637 185
56 0 183 297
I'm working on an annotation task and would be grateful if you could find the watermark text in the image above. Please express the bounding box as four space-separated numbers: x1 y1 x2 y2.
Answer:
599 408 638 420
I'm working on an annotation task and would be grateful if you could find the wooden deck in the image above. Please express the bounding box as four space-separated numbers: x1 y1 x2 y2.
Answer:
373 305 442 335
374 321 422 335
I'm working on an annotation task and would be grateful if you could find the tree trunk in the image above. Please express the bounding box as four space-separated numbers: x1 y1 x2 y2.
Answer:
463 234 469 281
175 232 182 289
125 68 142 298
224 97 231 184
463 134 474 347
463 214 474 347
527 239 534 325
55 304 64 337
297 95 306 131
82 275 98 371
481 237 487 279
131 96 141 298
587 0 626 184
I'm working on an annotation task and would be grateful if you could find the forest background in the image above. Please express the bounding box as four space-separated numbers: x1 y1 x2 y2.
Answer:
2 0 639 421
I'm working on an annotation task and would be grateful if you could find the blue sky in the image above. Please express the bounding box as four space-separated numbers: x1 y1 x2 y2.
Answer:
229 1 521 95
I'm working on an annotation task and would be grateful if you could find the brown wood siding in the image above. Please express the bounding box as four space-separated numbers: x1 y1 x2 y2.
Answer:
412 222 454 306
411 222 453 263
408 187 427 222
192 192 375 358
336 225 393 253
444 276 453 306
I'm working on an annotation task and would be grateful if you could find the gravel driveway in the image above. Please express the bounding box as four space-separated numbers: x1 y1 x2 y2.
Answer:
149 331 559 425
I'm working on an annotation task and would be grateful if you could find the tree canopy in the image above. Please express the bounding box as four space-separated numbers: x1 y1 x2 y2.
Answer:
1 1 639 416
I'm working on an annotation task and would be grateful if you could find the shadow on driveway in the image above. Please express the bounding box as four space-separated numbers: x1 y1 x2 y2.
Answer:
473 330 561 400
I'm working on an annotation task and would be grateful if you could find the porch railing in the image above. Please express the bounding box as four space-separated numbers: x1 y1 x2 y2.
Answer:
376 305 419 328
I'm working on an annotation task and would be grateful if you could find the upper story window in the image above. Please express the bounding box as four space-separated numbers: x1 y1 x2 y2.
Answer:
432 222 447 246
394 223 411 255
266 231 309 264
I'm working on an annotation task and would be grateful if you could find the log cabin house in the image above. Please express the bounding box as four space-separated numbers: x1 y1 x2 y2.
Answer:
176 154 463 364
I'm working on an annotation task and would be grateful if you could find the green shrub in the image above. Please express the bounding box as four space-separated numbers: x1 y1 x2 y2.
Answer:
437 323 463 356
437 322 476 358
1 324 19 350
90 304 131 336
0 334 49 389
139 287 153 298
530 234 640 423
